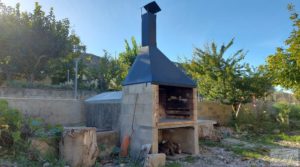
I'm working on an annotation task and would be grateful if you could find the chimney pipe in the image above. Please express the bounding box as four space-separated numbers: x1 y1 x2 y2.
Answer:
142 1 161 47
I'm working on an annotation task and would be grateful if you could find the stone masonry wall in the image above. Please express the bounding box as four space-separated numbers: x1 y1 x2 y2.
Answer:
0 88 97 126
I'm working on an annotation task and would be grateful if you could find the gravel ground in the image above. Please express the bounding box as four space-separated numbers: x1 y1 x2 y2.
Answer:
168 139 300 167
168 146 268 167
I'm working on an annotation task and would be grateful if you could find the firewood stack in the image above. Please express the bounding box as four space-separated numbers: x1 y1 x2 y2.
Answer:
158 140 182 156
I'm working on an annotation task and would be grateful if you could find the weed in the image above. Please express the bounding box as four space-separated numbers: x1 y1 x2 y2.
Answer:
0 100 64 166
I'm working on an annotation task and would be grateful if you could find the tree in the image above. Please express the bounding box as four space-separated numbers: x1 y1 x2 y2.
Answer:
266 4 300 98
0 2 84 83
47 34 85 85
118 37 139 82
184 39 273 119
96 50 122 91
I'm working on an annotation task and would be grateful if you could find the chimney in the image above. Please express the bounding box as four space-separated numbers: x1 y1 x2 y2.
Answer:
142 1 161 47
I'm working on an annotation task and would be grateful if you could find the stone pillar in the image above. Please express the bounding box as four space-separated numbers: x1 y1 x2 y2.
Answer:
119 83 155 157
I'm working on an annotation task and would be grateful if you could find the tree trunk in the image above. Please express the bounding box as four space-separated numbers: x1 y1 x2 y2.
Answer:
30 73 34 84
231 103 241 120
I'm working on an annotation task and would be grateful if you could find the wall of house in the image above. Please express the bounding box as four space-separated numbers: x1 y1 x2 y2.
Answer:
0 87 97 126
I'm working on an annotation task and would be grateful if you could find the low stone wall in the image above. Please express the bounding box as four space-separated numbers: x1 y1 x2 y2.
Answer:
2 97 85 125
0 87 97 99
0 87 97 126
197 101 275 125
198 101 232 125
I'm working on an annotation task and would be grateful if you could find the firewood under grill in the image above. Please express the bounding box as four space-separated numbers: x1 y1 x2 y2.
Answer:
158 140 182 156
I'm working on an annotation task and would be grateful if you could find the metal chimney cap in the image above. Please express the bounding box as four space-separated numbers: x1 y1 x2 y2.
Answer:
144 1 161 14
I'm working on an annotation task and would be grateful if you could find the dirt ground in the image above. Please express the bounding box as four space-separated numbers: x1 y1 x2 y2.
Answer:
175 146 268 167
167 135 300 167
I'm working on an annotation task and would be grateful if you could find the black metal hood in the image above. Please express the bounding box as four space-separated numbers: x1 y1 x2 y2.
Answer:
122 1 196 88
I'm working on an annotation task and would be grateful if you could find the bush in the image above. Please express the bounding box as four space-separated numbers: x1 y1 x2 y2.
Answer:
273 103 291 130
235 106 277 134
0 100 23 149
289 104 300 129
0 100 63 165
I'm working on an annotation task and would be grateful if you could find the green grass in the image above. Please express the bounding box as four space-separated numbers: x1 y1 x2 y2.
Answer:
183 156 197 163
165 161 182 167
199 139 224 147
228 146 268 159
241 133 300 145
277 133 300 142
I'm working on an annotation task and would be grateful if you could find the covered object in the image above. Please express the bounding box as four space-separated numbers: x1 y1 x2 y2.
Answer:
85 91 122 131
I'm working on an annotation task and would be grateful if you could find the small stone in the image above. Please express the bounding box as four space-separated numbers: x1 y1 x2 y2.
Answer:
43 162 50 167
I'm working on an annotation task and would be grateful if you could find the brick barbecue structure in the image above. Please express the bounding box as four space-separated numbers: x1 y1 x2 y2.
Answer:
119 1 199 156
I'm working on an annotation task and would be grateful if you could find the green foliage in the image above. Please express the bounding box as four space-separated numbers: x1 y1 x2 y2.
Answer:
229 146 266 159
289 104 300 119
184 39 273 119
0 2 84 83
273 103 300 130
97 50 122 91
0 100 63 166
118 37 140 83
235 102 300 134
235 107 277 134
0 100 23 148
273 103 291 129
266 4 300 98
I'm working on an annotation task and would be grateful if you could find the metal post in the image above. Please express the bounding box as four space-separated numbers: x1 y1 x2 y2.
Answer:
74 58 80 99
67 69 70 83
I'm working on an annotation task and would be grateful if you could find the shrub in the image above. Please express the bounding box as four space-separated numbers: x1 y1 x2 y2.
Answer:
235 106 277 134
0 100 63 165
289 104 300 129
272 103 291 130
0 100 23 149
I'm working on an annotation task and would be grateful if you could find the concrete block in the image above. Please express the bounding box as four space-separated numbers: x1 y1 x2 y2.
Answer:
127 94 138 105
122 86 129 94
128 84 145 94
135 104 145 112
135 111 153 127
137 93 153 105
144 153 166 167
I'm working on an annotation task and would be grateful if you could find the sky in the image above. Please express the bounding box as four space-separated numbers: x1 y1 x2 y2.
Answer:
2 0 300 67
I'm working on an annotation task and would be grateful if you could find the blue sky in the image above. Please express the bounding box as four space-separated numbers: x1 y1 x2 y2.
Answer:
2 0 300 66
